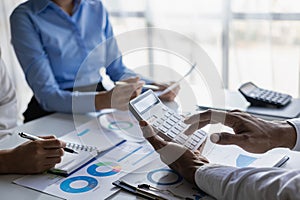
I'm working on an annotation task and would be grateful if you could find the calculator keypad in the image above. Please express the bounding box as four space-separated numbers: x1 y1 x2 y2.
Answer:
249 88 292 107
149 107 207 151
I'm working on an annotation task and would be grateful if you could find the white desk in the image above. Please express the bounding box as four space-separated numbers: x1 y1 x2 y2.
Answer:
1 112 300 200
0 113 137 200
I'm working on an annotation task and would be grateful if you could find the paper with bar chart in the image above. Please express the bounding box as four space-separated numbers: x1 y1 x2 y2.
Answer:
202 138 287 168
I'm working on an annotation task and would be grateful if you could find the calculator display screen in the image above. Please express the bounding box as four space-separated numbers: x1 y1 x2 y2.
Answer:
134 93 158 114
241 83 256 94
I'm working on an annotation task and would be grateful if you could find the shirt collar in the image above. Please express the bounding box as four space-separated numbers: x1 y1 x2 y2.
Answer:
31 0 51 14
31 0 82 14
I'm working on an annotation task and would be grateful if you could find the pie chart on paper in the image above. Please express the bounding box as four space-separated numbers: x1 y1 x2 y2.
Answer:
98 110 145 142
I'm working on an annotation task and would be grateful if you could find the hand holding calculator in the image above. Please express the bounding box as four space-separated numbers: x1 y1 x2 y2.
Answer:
129 90 207 151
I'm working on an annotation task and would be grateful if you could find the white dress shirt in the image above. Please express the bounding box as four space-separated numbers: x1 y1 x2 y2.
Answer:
195 121 300 200
195 164 300 200
287 118 300 151
0 58 17 139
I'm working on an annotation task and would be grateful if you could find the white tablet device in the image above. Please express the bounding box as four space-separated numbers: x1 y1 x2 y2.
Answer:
129 90 207 151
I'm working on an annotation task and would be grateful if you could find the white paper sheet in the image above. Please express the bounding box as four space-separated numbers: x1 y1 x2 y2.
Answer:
121 158 208 200
14 140 158 200
60 118 124 153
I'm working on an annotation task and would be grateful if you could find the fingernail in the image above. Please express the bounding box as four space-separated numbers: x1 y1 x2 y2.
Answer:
139 120 147 127
210 133 220 143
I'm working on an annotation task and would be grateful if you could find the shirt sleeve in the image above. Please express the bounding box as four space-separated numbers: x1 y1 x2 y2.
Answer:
10 8 96 113
287 118 300 151
0 59 17 134
195 164 300 200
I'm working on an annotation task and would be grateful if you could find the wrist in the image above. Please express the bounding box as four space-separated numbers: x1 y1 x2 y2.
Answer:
95 91 111 110
276 122 297 149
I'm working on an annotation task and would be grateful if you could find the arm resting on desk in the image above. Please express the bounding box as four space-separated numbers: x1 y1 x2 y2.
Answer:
195 164 300 200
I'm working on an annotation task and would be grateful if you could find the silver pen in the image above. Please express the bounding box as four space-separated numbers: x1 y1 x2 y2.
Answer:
18 132 78 154
115 81 160 90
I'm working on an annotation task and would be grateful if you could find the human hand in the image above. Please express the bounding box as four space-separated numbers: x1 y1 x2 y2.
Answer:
95 77 144 110
184 110 297 153
153 82 180 102
4 136 65 174
139 121 209 185
119 77 144 99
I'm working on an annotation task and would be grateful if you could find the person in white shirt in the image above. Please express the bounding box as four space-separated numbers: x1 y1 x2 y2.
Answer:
139 109 300 200
0 48 65 174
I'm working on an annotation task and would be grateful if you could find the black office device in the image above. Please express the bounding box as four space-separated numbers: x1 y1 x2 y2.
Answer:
239 82 292 108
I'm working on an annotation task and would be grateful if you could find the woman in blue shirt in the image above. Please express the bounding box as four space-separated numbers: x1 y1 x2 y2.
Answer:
10 0 178 122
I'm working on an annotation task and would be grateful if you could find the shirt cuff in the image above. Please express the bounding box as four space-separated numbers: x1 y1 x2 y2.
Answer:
72 91 97 113
194 164 223 189
287 119 300 151
194 164 237 197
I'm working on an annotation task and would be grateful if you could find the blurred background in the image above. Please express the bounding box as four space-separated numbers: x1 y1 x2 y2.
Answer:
1 0 300 119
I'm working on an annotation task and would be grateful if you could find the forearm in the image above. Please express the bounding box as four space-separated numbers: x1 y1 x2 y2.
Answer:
33 88 97 113
195 164 300 200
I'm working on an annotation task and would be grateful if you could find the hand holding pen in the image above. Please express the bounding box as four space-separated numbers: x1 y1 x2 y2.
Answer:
19 132 78 154
3 134 67 174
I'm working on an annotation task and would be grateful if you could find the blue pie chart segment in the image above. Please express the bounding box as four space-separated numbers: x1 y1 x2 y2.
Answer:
147 168 183 186
87 162 121 177
60 176 98 193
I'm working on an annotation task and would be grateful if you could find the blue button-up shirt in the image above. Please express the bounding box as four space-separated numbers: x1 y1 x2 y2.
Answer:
10 0 136 113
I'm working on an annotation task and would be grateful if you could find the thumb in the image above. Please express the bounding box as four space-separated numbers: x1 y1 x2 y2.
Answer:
40 135 56 139
210 132 244 146
125 76 140 83
139 120 167 150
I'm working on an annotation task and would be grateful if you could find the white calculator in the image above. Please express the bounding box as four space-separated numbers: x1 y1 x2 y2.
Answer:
129 90 207 151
